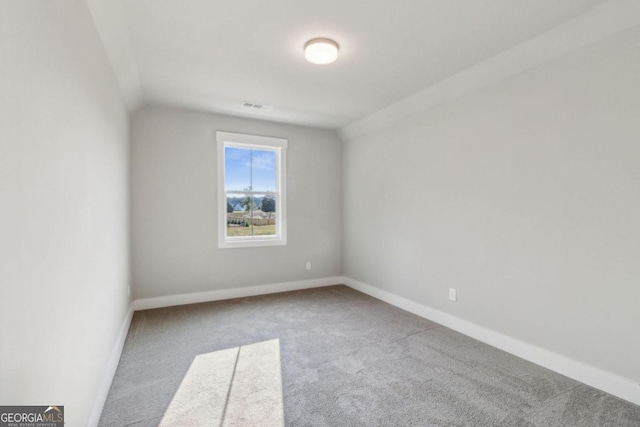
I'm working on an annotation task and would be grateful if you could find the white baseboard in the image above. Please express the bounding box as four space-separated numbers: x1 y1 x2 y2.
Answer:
88 304 134 427
132 276 344 311
343 276 640 407
87 277 341 425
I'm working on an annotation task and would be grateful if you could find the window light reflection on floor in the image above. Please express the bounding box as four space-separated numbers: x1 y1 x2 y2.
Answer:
159 339 284 426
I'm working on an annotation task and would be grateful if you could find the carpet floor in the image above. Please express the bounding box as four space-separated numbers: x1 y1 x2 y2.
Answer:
99 285 640 426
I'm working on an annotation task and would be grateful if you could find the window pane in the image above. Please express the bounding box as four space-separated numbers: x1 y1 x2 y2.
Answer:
225 147 251 192
251 149 277 193
226 193 277 238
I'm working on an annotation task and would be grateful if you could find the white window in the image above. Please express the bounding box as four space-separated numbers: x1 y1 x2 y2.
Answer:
217 131 287 248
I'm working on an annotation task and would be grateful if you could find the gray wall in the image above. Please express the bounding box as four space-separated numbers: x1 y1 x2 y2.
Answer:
0 1 131 425
131 107 343 299
342 27 640 382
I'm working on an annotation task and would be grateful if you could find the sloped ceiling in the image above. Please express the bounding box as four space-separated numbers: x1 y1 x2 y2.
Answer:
88 0 637 129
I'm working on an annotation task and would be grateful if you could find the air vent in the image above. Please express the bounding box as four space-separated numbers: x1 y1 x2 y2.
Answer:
242 101 273 112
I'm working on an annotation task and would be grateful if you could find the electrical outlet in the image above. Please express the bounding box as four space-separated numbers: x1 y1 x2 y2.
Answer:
305 261 312 270
449 288 457 302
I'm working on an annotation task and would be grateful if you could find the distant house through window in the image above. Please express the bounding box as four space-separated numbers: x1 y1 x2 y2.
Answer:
217 131 287 248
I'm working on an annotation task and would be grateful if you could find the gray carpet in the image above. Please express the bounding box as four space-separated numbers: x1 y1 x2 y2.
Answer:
99 285 640 426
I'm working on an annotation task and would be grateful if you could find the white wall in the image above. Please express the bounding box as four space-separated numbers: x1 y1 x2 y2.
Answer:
131 107 342 299
0 1 131 425
342 27 640 383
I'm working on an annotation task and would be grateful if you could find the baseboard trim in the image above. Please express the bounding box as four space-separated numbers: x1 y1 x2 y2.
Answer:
343 276 640 407
132 276 344 311
88 304 134 426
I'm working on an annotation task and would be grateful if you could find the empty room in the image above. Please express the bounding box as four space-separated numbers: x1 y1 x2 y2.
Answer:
2 0 640 426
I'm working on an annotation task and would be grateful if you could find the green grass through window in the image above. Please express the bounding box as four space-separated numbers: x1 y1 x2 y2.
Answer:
227 224 276 237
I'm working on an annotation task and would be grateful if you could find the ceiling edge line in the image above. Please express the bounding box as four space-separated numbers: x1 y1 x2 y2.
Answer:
338 0 640 142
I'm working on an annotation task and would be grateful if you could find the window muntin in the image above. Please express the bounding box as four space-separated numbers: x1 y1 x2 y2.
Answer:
217 132 287 248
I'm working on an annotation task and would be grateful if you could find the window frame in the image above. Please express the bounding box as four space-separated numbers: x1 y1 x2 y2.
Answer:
217 131 288 249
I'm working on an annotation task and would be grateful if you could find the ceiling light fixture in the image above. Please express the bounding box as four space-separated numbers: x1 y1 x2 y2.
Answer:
304 38 339 65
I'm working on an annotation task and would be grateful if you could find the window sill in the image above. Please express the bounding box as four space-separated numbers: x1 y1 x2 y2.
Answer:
218 237 287 249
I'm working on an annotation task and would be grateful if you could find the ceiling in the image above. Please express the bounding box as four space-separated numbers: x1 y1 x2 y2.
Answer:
92 0 610 128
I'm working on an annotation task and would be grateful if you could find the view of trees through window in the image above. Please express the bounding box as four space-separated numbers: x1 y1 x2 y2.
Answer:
225 146 278 237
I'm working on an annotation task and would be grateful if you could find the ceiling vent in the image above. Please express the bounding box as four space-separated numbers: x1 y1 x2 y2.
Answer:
242 102 273 112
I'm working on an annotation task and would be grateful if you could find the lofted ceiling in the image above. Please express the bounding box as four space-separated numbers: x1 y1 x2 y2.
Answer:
90 0 612 128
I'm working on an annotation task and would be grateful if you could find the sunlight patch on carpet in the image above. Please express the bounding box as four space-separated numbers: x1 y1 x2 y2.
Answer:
159 339 284 426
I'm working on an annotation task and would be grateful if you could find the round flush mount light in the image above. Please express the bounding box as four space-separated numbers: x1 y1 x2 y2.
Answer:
304 38 339 65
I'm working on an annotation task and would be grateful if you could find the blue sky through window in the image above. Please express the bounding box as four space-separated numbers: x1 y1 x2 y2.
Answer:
225 147 276 192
